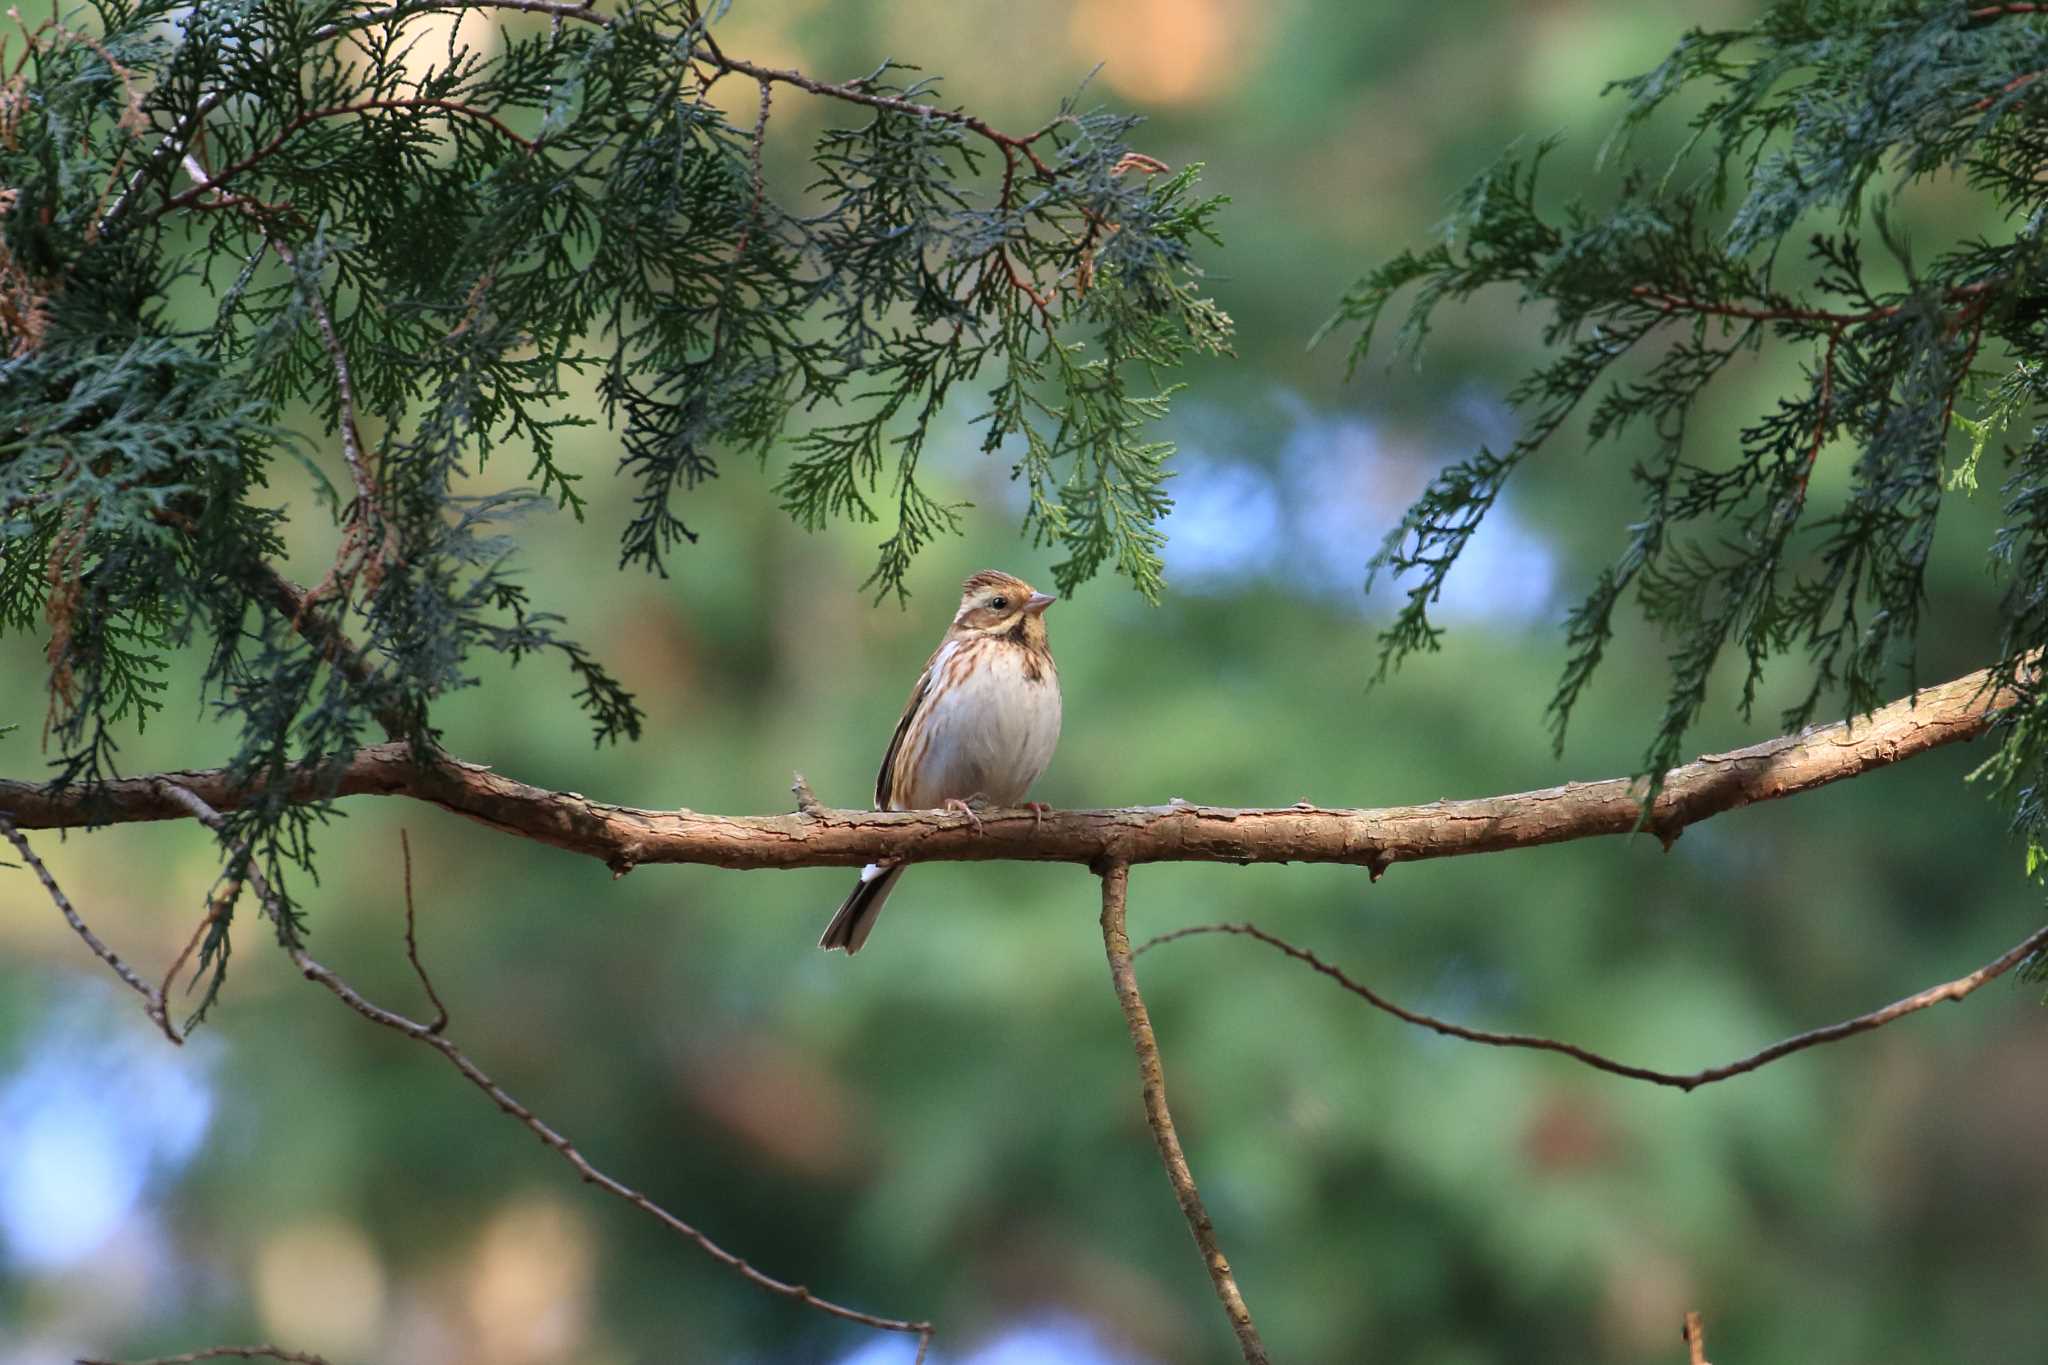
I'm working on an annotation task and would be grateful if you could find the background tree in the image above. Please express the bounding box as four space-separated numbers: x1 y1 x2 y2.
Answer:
6 1 2048 1363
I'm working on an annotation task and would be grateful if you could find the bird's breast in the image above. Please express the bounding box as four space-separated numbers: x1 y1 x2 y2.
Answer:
895 640 1061 809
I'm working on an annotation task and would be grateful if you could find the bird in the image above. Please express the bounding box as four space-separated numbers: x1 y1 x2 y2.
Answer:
819 569 1063 954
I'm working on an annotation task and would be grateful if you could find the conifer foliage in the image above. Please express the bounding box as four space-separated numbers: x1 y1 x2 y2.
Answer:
1328 1 2048 854
0 0 1227 1023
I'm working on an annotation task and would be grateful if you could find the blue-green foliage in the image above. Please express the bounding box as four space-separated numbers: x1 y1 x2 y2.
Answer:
1326 1 2048 825
0 0 1226 1023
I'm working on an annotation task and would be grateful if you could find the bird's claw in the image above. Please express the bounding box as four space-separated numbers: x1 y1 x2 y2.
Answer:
944 797 985 834
1024 800 1052 829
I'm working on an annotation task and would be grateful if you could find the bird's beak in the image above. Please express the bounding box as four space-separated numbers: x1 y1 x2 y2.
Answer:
1024 591 1057 616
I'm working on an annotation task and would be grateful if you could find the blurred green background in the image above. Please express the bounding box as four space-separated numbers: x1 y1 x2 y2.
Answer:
6 1 2046 1362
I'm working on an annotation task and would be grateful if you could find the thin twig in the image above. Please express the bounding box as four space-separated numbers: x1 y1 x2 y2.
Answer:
1794 325 1843 504
174 154 374 527
694 49 1059 179
1630 278 1998 331
247 561 408 741
1098 863 1268 1364
78 1347 331 1365
160 97 533 219
96 90 225 239
1682 1310 1709 1365
157 911 210 1007
233 246 375 527
1972 68 2043 111
151 782 933 1353
308 0 1068 187
0 813 170 1036
709 77 773 358
1136 920 2048 1092
290 944 937 1347
153 883 232 1045
399 829 448 1034
176 151 394 615
735 78 771 263
311 0 610 41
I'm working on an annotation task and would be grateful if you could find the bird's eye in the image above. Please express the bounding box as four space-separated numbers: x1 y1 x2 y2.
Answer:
989 596 1008 610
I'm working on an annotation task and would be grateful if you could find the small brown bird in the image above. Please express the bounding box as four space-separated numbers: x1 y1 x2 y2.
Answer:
819 569 1063 954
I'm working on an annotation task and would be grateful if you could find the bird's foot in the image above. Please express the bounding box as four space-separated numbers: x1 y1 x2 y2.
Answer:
944 797 986 834
1024 801 1053 829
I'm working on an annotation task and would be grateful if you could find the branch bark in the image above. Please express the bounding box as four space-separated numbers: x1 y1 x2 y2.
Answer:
1682 1310 1710 1365
1099 862 1268 1365
78 1348 332 1365
0 664 2012 875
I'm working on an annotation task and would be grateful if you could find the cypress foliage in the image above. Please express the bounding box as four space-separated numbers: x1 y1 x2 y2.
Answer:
1327 1 2048 874
0 0 1227 1023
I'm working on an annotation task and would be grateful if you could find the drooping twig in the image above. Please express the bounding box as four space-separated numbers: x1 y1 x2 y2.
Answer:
1795 324 1842 504
735 78 771 265
153 907 209 1041
153 868 243 1046
151 781 933 1354
1136 920 2048 1092
398 829 448 1034
283 949 932 1344
78 1346 332 1365
0 813 170 1037
1098 862 1268 1364
1 662 2017 876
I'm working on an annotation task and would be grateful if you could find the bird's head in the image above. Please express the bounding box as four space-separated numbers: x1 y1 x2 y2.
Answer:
951 569 1056 643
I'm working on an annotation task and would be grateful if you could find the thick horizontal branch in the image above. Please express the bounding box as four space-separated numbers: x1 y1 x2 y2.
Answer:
0 666 2011 872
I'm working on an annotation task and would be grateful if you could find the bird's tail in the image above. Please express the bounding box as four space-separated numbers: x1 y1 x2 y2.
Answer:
819 863 905 954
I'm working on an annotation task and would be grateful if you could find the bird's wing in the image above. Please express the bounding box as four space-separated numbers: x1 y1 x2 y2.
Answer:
873 643 945 809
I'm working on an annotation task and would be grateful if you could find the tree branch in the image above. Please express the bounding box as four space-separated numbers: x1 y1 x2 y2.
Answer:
0 813 173 1039
398 829 449 1034
1682 1310 1710 1365
1136 919 2048 1092
150 782 936 1355
310 0 611 40
1098 862 1267 1364
160 98 533 219
174 154 376 532
0 664 2013 875
244 560 409 741
78 1348 332 1365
